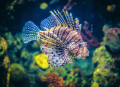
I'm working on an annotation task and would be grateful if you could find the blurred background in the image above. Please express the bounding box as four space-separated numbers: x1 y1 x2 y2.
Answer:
0 0 120 87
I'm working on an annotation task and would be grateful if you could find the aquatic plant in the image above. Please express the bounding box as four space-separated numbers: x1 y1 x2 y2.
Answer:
4 32 15 46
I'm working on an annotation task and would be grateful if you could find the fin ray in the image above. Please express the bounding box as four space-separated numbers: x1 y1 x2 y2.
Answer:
40 10 82 32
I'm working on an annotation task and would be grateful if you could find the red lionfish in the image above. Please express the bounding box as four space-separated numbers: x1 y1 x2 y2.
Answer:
22 10 89 67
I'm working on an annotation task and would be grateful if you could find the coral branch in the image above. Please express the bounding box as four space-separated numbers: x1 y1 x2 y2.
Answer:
81 21 100 48
62 0 76 12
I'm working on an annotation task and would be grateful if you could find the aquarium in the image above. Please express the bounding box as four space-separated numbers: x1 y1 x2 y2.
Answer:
0 0 120 87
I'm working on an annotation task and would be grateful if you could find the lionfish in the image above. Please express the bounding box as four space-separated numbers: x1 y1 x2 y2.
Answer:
22 10 89 67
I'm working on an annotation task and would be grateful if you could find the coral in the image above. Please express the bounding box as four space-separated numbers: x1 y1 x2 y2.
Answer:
103 27 120 52
81 21 100 48
91 81 99 87
6 68 11 87
62 0 76 12
92 45 117 86
0 37 8 55
64 67 79 86
10 63 25 82
92 46 112 64
41 72 67 87
40 2 48 10
34 53 49 69
107 4 116 12
93 67 117 86
2 55 10 68
7 0 23 11
66 71 75 85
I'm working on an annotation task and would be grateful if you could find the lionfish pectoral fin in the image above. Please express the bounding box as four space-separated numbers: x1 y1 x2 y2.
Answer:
22 21 40 43
40 15 57 30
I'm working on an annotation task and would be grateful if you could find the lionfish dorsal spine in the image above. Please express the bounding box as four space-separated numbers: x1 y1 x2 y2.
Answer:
75 18 81 31
40 10 82 32
63 10 73 29
57 10 68 26
69 13 75 29
50 10 81 31
50 11 61 26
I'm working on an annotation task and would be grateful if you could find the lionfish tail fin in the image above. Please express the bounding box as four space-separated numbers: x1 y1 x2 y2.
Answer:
22 21 40 43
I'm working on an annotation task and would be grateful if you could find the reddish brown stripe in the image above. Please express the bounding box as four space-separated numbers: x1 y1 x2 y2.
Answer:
63 29 72 42
57 26 62 37
63 29 73 44
75 39 81 44
61 28 68 41
59 27 65 39
76 47 81 56
53 26 57 34
65 32 77 45
72 45 78 52
71 34 78 41
71 35 80 43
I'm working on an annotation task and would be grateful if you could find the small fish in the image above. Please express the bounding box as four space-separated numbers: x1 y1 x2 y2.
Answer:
22 10 89 67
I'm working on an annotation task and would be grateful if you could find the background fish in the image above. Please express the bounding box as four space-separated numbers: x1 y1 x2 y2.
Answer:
22 10 89 67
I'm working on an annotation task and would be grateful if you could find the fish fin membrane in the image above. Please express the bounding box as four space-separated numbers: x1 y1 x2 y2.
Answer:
40 15 57 30
22 21 40 43
41 45 72 67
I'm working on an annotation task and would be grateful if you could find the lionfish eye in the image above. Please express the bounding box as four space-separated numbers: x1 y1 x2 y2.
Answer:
78 44 82 47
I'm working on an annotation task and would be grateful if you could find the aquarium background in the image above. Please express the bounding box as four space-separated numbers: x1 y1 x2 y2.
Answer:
0 0 120 87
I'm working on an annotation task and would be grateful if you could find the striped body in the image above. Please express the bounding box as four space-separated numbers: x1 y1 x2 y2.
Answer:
39 26 89 67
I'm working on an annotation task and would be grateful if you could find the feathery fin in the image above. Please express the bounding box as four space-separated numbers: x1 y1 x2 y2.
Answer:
40 15 57 30
22 21 40 43
40 10 82 31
